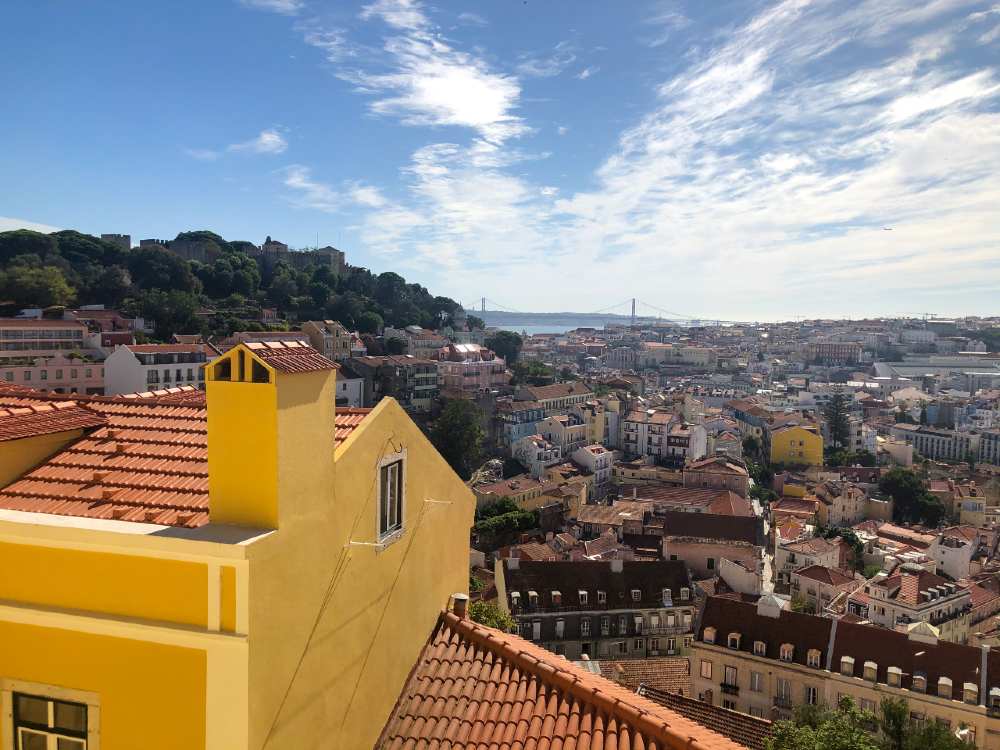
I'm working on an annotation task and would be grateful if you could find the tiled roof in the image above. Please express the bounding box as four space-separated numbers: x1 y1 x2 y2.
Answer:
379 611 747 750
660 510 761 545
521 381 594 401
0 387 371 528
334 408 371 446
781 536 838 556
793 565 856 586
639 687 772 750
685 456 749 476
0 401 106 442
121 386 207 404
598 657 691 695
126 343 208 354
634 485 753 517
244 340 338 373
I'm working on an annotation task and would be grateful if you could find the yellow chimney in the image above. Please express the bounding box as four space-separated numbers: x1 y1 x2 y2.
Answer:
206 341 337 529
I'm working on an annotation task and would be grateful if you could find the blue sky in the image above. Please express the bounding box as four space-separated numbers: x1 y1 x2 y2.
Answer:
2 0 999 321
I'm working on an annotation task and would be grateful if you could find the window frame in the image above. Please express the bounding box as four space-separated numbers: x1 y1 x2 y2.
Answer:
1 679 100 750
377 450 407 544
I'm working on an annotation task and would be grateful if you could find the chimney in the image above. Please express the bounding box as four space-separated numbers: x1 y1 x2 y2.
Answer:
207 342 337 529
452 593 469 619
610 558 624 573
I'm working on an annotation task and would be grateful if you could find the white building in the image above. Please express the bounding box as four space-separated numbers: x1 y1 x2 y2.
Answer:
335 373 364 407
513 435 563 479
103 343 214 395
572 444 613 495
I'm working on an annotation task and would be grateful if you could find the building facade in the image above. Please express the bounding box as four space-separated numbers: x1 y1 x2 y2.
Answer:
103 343 212 394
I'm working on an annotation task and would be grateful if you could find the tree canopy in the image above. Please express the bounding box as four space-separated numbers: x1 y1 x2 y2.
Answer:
485 330 523 364
879 467 947 527
431 399 485 480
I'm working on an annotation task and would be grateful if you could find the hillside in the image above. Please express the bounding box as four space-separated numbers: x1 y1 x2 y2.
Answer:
0 229 468 341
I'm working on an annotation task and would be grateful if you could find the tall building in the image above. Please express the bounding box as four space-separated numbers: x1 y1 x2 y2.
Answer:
0 318 105 394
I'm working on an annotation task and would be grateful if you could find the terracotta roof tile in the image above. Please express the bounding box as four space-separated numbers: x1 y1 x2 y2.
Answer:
245 340 338 373
638 687 772 750
0 401 106 442
379 611 749 750
0 387 370 528
599 657 692 695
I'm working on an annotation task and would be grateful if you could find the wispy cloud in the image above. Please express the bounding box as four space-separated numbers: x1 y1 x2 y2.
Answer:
343 0 526 143
0 216 60 233
516 40 577 78
240 0 302 16
576 66 600 80
300 25 355 62
644 1 690 47
456 11 487 27
228 128 288 154
283 165 341 212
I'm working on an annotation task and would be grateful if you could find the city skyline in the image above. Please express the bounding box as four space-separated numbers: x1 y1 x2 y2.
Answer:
2 0 999 319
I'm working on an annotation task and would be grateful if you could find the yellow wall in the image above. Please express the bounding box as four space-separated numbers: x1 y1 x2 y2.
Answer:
245 396 474 750
0 429 84 488
771 426 823 466
0 620 207 749
0 541 208 627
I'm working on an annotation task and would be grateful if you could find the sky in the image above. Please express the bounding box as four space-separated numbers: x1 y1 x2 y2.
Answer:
1 0 999 321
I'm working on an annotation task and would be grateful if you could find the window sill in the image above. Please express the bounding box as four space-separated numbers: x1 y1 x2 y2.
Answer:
378 527 405 550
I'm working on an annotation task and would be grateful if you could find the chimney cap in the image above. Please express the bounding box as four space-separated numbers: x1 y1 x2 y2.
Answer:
452 593 470 619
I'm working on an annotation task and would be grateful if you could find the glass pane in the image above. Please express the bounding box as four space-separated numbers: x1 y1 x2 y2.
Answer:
57 738 86 750
54 701 87 732
18 729 48 750
16 695 49 725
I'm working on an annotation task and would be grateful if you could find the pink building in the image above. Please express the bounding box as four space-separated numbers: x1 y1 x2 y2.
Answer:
437 343 510 393
0 318 106 394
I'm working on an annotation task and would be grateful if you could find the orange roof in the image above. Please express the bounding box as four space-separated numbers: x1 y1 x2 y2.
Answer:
599 656 692 695
379 611 746 750
0 388 371 528
244 340 338 373
0 401 106 442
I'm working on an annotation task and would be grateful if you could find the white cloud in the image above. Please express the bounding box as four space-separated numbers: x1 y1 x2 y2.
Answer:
516 41 576 78
301 25 354 62
0 216 60 233
283 165 340 212
350 183 388 207
557 125 569 136
229 128 288 154
347 1 526 143
183 148 220 161
576 66 600 80
240 0 302 16
645 1 690 47
456 11 487 27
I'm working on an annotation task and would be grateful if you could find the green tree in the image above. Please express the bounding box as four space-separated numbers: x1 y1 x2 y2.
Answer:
766 698 878 750
468 600 516 631
0 230 58 263
0 264 76 307
743 435 761 458
485 330 523 364
510 360 554 386
356 311 383 334
127 246 198 293
824 392 851 451
879 467 946 526
466 314 485 330
431 400 485 479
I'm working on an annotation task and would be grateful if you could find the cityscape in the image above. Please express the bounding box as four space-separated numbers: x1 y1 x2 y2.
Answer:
2 1 1000 750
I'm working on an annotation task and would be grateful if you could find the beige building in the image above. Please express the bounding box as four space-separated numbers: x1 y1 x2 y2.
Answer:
692 594 1000 746
814 481 867 527
791 565 860 613
683 456 750 498
301 319 352 361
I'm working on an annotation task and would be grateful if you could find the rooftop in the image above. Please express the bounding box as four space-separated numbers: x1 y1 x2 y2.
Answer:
597 656 691 695
0 401 106 442
379 611 746 750
639 687 773 750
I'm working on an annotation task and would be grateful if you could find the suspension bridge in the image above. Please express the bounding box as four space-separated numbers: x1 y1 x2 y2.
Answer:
467 297 753 327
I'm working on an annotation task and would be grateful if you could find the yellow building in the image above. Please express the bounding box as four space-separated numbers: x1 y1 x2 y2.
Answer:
0 341 475 750
769 424 823 467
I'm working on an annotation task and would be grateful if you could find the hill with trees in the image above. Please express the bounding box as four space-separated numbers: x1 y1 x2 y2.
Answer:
0 229 470 340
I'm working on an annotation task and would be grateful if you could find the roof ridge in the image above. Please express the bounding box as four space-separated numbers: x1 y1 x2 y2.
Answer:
442 612 734 750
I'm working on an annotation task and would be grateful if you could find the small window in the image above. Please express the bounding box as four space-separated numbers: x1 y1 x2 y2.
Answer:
704 627 716 644
864 661 877 682
578 590 588 605
805 685 818 705
841 656 855 677
378 458 404 540
807 649 821 668
728 633 741 649
912 673 927 693
214 358 232 381
631 589 642 602
251 359 270 383
963 682 978 705
580 618 591 636
887 666 902 687
779 644 793 662
680 587 690 601
551 590 561 606
597 590 607 604
14 692 89 749
700 659 713 679
707 557 716 570
750 671 763 692
753 640 766 656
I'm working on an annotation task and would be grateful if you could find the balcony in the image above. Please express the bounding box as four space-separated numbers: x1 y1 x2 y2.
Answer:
721 683 740 696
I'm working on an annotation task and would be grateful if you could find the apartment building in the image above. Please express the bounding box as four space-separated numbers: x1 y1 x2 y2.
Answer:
660 511 764 579
346 354 439 412
891 423 981 462
301 319 352 361
692 594 1000 744
496 558 697 660
512 434 562 478
515 381 595 415
807 341 863 365
683 456 750 498
768 423 823 466
497 399 545 447
538 413 588 455
848 564 972 643
814 481 867 527
0 340 475 749
791 565 860 613
775 536 842 586
0 318 105 394
383 325 449 360
572 444 614 495
437 343 510 392
103 343 212 394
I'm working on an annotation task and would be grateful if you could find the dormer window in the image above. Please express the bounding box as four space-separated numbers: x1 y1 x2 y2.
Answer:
938 676 953 699
753 640 766 657
597 590 607 604
680 587 690 601
704 626 717 644
840 656 855 677
662 588 673 606
864 661 877 681
779 644 794 662
807 649 822 668
528 590 538 606
728 633 741 649
964 683 978 705
913 673 927 693
551 590 561 606
631 589 642 602
578 590 588 605
887 666 902 687
510 591 521 606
